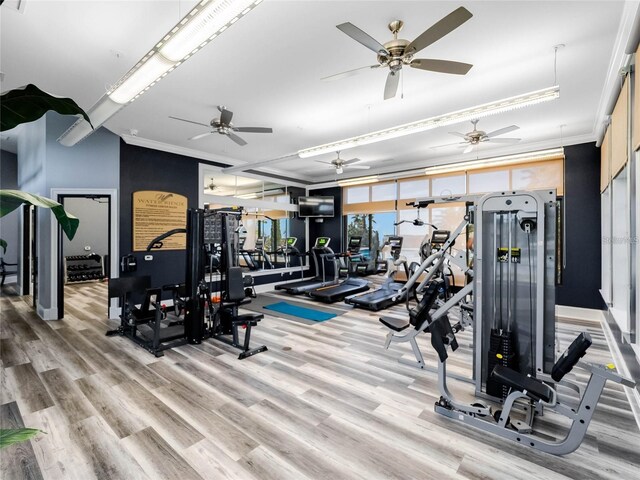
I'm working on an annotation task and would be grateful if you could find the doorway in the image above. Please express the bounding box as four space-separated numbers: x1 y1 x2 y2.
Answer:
56 194 111 320
20 204 37 306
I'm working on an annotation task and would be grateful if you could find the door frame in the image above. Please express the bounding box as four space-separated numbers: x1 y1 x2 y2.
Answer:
50 188 118 320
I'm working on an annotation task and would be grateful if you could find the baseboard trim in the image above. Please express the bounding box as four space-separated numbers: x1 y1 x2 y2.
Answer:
601 314 640 432
555 305 605 322
37 305 57 321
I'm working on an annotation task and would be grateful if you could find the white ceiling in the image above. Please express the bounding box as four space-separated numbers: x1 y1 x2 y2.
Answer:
0 1 631 184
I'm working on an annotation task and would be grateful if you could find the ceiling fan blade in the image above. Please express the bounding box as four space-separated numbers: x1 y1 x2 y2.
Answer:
448 131 467 138
341 158 362 165
227 132 247 146
233 127 273 133
487 137 521 143
314 159 334 164
486 125 520 137
463 143 475 154
384 71 400 100
405 6 473 56
189 132 214 141
321 64 380 82
346 165 371 170
169 116 210 128
431 141 466 149
219 107 233 126
336 22 389 55
410 59 472 75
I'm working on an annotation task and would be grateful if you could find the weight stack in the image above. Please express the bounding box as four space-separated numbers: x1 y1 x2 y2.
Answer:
486 328 517 399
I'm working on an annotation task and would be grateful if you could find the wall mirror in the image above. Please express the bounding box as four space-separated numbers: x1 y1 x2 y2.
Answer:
200 165 306 274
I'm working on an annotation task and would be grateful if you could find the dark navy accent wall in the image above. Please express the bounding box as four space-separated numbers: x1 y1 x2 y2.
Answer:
556 142 604 309
308 187 343 276
119 141 216 298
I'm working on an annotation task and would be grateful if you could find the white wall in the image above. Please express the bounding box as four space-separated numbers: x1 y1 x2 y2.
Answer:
62 197 109 257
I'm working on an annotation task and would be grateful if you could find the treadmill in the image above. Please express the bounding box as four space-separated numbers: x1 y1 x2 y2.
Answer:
274 237 338 294
307 237 370 303
346 236 409 311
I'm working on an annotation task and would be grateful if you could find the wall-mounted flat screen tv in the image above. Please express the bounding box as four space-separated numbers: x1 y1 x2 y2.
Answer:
298 196 334 218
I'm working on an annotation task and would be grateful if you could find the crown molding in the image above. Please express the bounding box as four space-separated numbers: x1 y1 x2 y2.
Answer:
120 133 240 166
593 1 639 144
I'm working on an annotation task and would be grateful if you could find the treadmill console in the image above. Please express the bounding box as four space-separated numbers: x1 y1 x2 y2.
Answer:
315 237 331 248
431 230 452 250
386 236 404 260
286 237 297 247
348 236 362 253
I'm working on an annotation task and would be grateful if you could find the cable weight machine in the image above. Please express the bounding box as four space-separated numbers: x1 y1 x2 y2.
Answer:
474 190 556 400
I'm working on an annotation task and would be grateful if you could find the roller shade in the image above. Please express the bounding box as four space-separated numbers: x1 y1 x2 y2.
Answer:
343 200 396 214
635 42 640 151
611 76 629 178
601 126 611 193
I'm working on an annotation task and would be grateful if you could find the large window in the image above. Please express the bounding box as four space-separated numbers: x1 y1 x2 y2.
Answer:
346 212 396 259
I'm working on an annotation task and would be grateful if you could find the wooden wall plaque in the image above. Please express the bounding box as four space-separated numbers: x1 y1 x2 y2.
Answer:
132 191 187 251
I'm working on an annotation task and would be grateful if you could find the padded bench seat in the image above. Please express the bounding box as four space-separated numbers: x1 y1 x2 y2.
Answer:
491 365 553 403
232 312 264 327
379 316 410 332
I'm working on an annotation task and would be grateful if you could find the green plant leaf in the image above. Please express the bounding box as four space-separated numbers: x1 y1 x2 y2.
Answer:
0 239 6 255
0 428 44 449
0 190 79 241
1 84 93 132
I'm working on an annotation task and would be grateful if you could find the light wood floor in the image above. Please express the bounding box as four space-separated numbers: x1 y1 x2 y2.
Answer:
1 281 639 480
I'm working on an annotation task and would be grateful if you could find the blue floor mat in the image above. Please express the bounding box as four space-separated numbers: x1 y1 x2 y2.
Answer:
263 301 337 322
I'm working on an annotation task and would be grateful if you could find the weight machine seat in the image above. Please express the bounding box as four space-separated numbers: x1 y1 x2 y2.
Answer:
491 365 553 404
379 316 410 332
130 288 162 325
460 303 473 313
232 312 264 327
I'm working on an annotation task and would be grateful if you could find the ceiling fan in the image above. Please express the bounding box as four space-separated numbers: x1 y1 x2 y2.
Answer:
205 177 219 192
169 106 273 146
315 151 371 174
324 6 473 100
435 119 521 153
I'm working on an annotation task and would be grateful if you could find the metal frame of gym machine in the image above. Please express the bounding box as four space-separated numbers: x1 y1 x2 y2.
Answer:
382 190 636 454
474 190 557 398
108 207 267 359
383 195 476 369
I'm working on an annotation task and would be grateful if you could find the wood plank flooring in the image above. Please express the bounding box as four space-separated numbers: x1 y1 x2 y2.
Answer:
1 281 639 480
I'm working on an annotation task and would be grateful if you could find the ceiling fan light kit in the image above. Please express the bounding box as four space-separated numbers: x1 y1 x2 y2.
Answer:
59 0 263 146
297 85 559 158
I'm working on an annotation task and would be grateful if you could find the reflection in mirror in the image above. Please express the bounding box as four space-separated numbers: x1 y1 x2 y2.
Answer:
202 170 285 198
201 166 307 273
238 209 303 272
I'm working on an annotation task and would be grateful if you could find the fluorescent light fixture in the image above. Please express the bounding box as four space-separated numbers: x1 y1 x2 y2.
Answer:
423 147 564 176
337 175 380 187
58 0 263 146
58 96 124 146
237 192 259 199
109 53 175 104
158 0 261 62
297 86 560 158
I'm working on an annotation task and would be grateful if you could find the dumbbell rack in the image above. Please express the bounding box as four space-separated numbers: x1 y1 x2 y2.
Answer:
64 255 105 284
